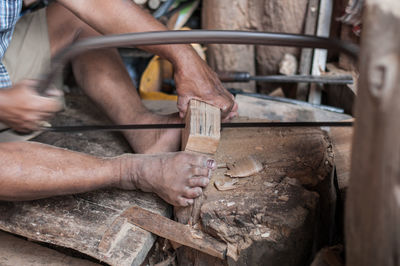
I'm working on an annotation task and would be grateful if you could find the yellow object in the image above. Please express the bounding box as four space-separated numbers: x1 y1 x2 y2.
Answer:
138 0 206 101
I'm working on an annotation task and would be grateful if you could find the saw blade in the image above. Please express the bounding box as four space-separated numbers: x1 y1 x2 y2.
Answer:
42 121 353 133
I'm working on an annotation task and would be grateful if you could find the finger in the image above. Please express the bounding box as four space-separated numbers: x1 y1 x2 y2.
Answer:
222 110 238 122
15 122 39 132
45 87 64 98
177 96 191 118
177 196 194 207
38 112 55 121
183 187 203 199
31 96 63 113
188 177 210 188
219 97 236 119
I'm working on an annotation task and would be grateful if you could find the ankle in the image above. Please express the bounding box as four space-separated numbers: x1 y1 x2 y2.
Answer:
114 154 140 190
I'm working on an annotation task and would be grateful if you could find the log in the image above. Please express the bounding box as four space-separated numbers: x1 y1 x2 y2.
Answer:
345 0 400 265
175 94 351 265
182 99 221 155
178 121 330 265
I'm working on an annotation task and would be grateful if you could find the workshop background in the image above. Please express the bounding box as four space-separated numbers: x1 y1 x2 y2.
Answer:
0 0 362 266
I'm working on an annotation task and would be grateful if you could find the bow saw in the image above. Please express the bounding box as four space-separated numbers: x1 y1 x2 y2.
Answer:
33 30 358 133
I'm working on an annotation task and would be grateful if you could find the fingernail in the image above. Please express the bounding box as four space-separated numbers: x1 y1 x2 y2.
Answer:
207 159 216 169
203 178 210 186
187 199 194 206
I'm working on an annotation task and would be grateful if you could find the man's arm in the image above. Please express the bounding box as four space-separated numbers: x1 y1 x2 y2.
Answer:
56 0 237 120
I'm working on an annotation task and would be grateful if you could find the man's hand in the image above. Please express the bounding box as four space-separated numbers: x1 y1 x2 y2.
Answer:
0 80 63 132
56 0 238 121
174 52 238 121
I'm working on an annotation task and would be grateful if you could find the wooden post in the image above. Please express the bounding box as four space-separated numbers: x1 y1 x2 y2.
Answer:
297 0 320 101
346 0 400 265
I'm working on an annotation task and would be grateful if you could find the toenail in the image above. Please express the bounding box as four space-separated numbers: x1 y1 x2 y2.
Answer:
206 159 216 169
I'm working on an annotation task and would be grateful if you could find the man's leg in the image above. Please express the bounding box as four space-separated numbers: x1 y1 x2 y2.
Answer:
0 141 213 206
46 3 181 154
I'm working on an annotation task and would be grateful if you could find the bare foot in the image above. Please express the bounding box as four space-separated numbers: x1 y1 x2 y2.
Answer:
118 152 216 206
123 112 182 154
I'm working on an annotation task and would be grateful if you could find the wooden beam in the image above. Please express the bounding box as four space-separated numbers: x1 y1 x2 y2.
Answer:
308 0 333 104
121 206 228 260
182 99 221 155
346 0 400 264
297 0 320 101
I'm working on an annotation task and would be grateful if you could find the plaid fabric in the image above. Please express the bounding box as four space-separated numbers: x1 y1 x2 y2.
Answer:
0 0 22 88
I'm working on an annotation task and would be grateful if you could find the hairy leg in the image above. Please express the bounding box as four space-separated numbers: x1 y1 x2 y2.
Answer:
46 3 181 154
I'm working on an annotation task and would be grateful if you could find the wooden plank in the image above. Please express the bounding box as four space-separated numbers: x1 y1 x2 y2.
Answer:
182 99 221 155
121 206 228 260
346 1 400 265
235 94 352 122
0 231 100 266
297 0 320 101
308 0 333 104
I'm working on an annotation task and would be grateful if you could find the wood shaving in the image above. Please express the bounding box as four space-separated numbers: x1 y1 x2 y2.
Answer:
214 179 239 191
225 156 264 178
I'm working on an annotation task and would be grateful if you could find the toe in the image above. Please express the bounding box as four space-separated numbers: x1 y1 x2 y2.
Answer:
183 187 203 199
177 196 194 207
191 166 210 177
188 177 210 187
191 155 216 169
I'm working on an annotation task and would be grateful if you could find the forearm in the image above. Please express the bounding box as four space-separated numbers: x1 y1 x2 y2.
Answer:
56 0 196 67
0 141 121 201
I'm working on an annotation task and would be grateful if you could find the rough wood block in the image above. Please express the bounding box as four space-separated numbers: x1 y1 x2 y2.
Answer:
177 124 332 265
182 100 221 155
175 94 354 265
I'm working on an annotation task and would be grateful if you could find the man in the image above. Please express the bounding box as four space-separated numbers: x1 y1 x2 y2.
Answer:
0 0 237 206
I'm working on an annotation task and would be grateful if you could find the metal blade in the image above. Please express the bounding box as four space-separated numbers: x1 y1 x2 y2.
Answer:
43 121 353 133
